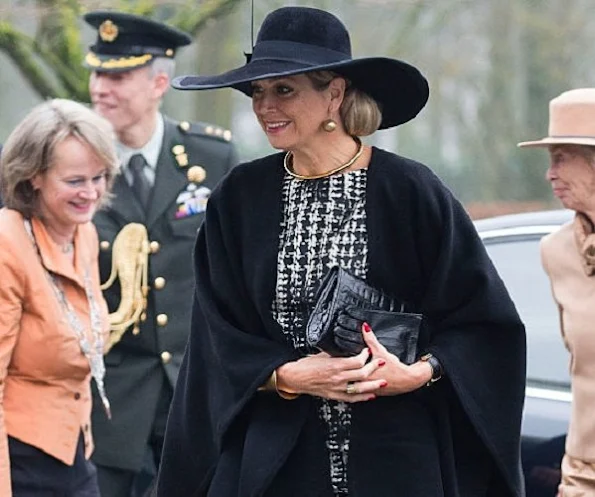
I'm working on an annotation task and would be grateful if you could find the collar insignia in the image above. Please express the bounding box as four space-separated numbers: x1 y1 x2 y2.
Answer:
172 144 188 167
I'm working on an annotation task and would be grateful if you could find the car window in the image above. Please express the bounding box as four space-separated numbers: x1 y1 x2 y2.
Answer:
483 236 570 387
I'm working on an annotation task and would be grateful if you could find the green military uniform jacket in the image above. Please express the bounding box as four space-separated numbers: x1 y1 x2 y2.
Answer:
91 115 238 471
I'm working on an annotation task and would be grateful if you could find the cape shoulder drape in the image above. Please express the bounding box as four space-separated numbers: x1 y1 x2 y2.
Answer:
155 147 526 497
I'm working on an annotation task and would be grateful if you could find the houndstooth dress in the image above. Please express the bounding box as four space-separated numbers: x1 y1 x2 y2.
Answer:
272 169 368 496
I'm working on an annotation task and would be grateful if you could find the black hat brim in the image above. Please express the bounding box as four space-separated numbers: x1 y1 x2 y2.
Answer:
172 57 429 129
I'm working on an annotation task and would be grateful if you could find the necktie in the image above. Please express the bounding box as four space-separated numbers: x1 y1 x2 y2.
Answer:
128 154 152 209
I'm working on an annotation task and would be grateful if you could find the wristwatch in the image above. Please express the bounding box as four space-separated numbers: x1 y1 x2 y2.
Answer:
420 353 443 387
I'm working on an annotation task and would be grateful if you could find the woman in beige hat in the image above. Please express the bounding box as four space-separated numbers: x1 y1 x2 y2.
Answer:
519 88 595 496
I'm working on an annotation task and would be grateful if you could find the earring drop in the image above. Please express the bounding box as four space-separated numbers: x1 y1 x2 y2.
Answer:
322 119 337 132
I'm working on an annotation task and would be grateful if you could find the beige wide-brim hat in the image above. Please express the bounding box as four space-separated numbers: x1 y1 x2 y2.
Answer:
518 88 595 148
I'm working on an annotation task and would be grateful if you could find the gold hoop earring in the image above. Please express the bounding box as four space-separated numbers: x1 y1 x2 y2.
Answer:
322 119 337 132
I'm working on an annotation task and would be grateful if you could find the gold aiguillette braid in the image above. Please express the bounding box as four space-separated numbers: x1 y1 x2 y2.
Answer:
100 223 151 352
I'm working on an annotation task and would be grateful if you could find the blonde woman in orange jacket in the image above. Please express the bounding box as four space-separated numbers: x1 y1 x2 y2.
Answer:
0 99 118 496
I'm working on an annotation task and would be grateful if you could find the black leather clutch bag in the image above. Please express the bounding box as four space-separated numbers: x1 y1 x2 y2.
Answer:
333 306 421 363
305 267 421 362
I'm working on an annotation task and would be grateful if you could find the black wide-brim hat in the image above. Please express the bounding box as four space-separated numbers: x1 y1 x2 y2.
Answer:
172 6 429 129
83 11 192 73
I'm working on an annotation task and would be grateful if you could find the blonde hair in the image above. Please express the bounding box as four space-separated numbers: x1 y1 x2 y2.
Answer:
306 71 382 136
0 99 119 218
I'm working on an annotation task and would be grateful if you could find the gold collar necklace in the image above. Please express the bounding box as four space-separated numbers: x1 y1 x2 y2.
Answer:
283 137 364 180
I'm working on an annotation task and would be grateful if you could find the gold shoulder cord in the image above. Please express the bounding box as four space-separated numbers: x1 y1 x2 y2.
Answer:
101 223 151 352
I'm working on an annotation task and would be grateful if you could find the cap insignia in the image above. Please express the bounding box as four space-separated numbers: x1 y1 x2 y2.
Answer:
99 20 119 42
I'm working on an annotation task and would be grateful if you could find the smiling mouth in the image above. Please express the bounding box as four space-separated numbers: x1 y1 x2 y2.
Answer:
264 121 290 132
94 102 116 111
71 202 94 211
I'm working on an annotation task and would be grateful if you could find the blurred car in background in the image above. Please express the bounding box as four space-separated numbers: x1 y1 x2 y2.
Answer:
475 209 573 497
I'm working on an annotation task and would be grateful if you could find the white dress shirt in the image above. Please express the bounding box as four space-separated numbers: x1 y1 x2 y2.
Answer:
117 113 165 187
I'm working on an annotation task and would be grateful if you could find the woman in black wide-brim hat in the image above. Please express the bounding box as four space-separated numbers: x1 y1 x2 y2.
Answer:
155 7 526 497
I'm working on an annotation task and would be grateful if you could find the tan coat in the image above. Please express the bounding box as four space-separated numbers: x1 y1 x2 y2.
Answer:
0 209 109 496
541 221 595 462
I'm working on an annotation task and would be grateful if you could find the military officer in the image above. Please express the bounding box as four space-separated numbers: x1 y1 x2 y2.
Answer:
83 11 238 497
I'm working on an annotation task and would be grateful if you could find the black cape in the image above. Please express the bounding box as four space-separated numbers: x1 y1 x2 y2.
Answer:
155 148 526 497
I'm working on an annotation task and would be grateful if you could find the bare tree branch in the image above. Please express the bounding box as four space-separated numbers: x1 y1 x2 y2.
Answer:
0 0 244 101
171 0 241 35
0 21 66 99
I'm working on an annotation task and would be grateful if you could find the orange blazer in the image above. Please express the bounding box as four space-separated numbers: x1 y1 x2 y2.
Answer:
0 208 109 496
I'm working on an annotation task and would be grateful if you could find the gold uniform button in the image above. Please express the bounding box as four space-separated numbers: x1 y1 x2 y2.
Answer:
100 241 110 251
157 314 168 327
154 277 166 290
165 48 174 57
161 351 172 364
223 129 232 142
179 121 190 131
149 241 160 254
187 165 207 183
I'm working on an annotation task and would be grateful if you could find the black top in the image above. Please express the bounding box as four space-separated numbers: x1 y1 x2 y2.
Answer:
155 147 526 497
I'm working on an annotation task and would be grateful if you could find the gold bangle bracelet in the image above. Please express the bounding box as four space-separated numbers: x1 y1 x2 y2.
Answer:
258 372 277 392
258 370 300 400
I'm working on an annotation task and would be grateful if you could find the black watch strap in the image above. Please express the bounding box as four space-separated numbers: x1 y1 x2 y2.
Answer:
420 353 443 386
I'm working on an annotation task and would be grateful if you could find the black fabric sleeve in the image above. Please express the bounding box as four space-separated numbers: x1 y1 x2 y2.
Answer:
154 174 299 496
366 151 525 496
412 168 526 496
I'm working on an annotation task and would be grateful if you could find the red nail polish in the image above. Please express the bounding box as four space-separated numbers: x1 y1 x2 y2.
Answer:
362 322 372 333
380 380 388 388
368 394 376 401
378 359 386 367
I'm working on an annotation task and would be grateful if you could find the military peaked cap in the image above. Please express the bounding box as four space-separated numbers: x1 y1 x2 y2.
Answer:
83 11 192 73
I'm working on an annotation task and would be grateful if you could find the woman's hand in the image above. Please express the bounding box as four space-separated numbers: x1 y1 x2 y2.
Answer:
361 322 432 396
276 348 387 403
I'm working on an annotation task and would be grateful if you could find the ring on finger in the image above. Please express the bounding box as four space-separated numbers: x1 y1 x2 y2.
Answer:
346 382 357 395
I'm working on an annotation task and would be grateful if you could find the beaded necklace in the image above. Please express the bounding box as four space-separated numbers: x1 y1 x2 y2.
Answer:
24 219 111 419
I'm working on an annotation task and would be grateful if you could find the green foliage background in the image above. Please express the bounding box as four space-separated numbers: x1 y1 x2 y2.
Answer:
2 0 594 211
